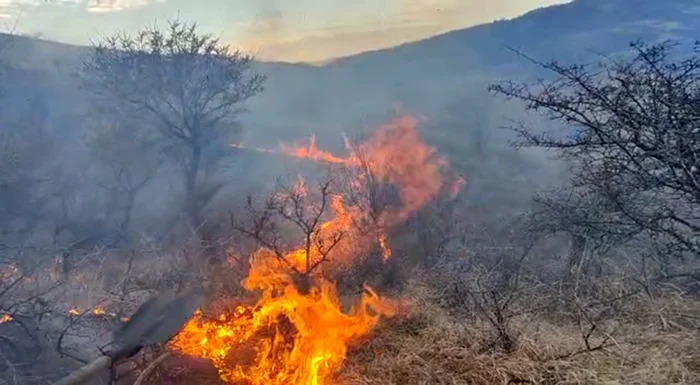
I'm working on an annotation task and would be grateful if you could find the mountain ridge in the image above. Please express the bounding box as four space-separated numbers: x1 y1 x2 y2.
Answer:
3 0 698 80
1 0 698 148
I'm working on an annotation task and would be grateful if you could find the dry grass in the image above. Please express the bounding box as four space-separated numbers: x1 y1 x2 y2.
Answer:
115 272 700 385
6 248 699 385
339 282 700 385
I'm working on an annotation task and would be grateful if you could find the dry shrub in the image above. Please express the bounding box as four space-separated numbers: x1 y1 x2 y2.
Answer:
0 239 248 384
339 281 700 385
23 243 699 385
106 275 700 385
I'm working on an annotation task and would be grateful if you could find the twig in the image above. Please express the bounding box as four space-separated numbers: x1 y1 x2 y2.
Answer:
133 352 171 385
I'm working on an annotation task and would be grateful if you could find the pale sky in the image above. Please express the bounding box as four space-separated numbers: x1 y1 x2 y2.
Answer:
0 0 570 63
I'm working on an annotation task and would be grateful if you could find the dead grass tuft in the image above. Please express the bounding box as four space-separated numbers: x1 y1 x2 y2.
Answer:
340 283 700 385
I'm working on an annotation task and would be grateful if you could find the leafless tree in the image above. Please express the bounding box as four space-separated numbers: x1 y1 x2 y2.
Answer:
232 175 345 292
338 139 400 259
86 106 163 237
82 19 266 236
490 41 700 266
0 254 67 385
526 187 640 278
437 233 540 352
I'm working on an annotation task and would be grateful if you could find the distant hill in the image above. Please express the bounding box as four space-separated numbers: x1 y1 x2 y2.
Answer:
329 0 698 74
1 0 697 224
244 0 700 147
1 0 698 156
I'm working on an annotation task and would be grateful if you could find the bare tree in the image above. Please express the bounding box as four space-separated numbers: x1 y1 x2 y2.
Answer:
0 252 67 385
82 19 266 235
232 176 345 292
435 227 540 353
86 105 162 237
526 187 641 278
338 139 400 259
490 41 700 264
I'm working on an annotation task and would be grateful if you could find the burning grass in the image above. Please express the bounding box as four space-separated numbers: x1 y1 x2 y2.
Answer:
165 115 460 385
169 257 403 385
5 114 699 385
155 281 700 385
159 115 700 385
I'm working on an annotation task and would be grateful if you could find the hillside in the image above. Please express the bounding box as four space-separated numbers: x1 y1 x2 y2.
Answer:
244 0 700 146
0 0 698 186
330 0 698 73
3 0 698 137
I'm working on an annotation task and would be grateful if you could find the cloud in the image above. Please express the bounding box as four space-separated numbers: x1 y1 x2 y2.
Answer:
238 0 289 55
0 0 38 19
247 24 440 63
86 0 167 13
0 0 165 19
247 0 283 36
242 0 571 63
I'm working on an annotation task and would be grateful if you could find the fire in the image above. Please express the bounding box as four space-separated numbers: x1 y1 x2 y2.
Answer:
378 233 392 261
280 135 346 164
0 314 12 324
172 115 461 384
232 135 345 165
232 115 460 261
68 308 79 317
92 307 106 316
171 254 399 385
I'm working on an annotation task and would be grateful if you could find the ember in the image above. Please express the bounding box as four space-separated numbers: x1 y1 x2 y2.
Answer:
92 307 106 316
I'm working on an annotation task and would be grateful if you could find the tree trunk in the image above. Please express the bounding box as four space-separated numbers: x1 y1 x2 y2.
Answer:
120 189 136 236
185 143 202 233
567 234 587 279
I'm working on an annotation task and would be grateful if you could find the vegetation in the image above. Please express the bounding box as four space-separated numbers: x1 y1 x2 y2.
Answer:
0 16 699 385
81 20 266 238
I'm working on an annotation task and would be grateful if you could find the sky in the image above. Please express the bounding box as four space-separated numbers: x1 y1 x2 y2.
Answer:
0 0 570 63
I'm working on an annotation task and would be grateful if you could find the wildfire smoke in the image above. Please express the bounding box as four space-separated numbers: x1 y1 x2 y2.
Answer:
169 115 462 385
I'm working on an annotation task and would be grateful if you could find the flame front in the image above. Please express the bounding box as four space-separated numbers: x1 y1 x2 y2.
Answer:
172 254 398 385
171 115 461 385
280 135 346 164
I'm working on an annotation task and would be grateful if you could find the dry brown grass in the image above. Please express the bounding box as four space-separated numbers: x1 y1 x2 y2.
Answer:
121 273 700 385
339 282 700 385
9 249 698 385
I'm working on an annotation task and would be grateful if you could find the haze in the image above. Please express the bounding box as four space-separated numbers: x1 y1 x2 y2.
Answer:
1 0 699 384
2 0 570 62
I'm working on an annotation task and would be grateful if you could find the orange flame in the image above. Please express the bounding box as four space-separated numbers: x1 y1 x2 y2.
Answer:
92 307 106 316
172 253 399 385
68 308 79 317
378 233 392 261
0 314 12 324
172 115 462 384
232 135 346 165
280 135 346 164
232 115 462 259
